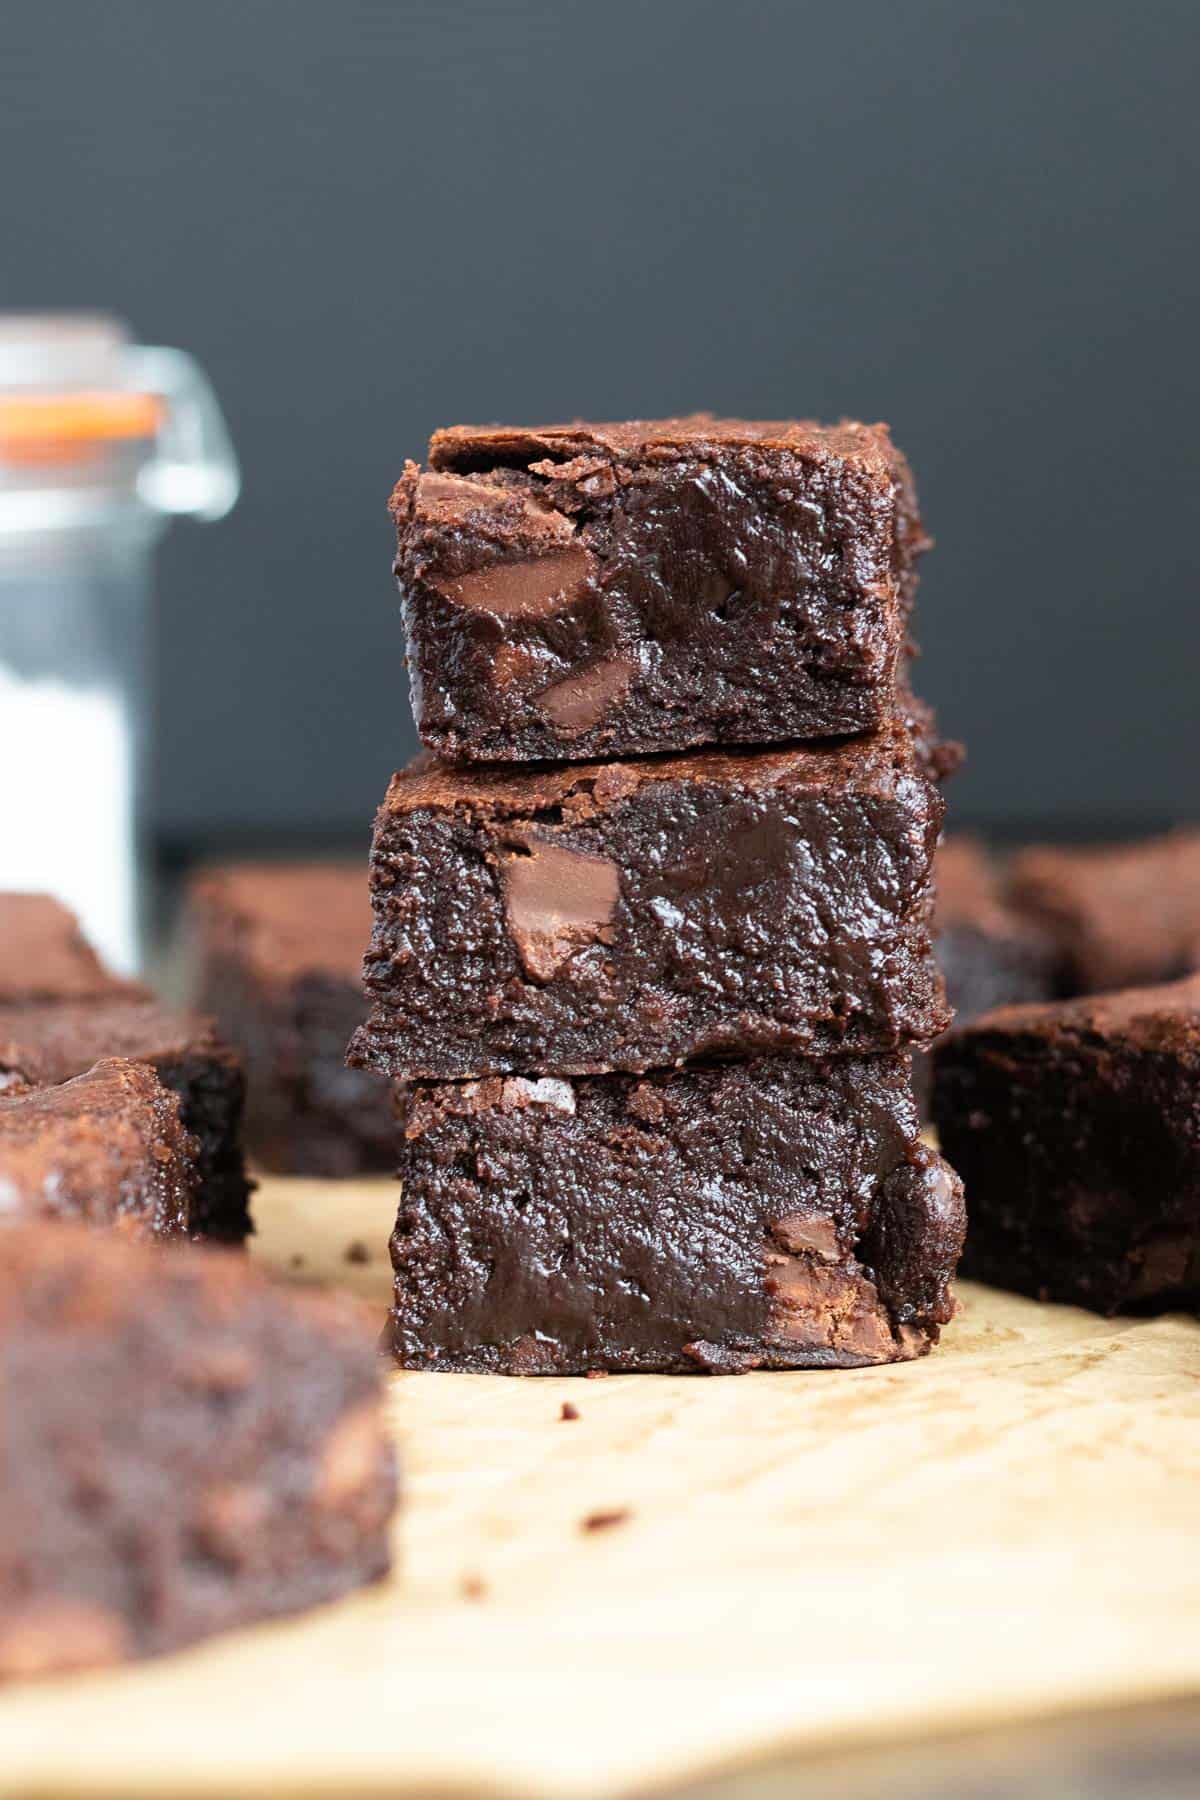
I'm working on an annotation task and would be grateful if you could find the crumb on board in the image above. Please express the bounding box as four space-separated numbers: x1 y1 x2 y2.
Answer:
460 1574 488 1601
584 1369 609 1380
344 1240 372 1265
560 1402 580 1422
581 1508 631 1534
289 1254 306 1269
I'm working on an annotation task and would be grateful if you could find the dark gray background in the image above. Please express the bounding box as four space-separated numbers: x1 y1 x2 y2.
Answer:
3 0 1198 850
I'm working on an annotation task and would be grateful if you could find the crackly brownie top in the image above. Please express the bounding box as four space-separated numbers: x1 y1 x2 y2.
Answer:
0 1058 196 1235
0 998 233 1090
382 717 928 822
946 972 1200 1058
0 894 145 1005
189 862 370 985
427 413 907 475
398 416 923 569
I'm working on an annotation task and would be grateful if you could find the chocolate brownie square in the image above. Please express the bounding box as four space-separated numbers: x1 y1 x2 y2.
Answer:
0 1222 396 1679
350 721 948 1081
0 894 144 1005
185 863 391 1176
1008 830 1200 995
388 1055 964 1374
0 999 252 1243
932 977 1200 1314
393 415 930 762
0 1059 198 1240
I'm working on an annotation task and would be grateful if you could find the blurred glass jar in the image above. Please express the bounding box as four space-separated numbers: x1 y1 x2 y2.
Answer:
0 315 239 974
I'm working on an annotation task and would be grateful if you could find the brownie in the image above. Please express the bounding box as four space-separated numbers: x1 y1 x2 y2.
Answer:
0 894 145 1005
392 415 931 763
0 1222 396 1679
0 999 252 1244
388 1056 965 1374
1008 830 1200 995
0 1059 198 1240
932 977 1200 1314
185 863 392 1176
350 722 947 1081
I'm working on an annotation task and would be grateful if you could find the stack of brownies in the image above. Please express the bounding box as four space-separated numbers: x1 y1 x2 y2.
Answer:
349 416 966 1373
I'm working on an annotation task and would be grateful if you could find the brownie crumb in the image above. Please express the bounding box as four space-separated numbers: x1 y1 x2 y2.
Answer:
582 1508 630 1533
560 1402 580 1422
584 1369 609 1380
460 1574 488 1601
289 1254 306 1270
344 1240 371 1265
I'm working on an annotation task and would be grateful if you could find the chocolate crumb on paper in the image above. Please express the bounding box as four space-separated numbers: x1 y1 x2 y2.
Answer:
344 1240 371 1265
560 1402 580 1422
582 1508 631 1534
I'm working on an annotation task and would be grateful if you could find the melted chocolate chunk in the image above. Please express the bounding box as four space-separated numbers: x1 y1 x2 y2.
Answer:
500 835 621 983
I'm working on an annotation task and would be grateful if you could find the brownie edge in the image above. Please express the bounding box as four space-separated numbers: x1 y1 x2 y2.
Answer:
388 1057 965 1374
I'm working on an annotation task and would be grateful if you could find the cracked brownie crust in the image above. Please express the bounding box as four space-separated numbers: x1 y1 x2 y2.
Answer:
0 1223 396 1679
393 414 931 763
388 1055 964 1374
350 722 948 1080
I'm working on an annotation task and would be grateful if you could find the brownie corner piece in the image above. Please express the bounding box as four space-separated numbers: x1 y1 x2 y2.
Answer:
0 1057 198 1239
394 414 929 762
0 1222 397 1679
387 1057 964 1375
352 725 948 1081
932 975 1200 1313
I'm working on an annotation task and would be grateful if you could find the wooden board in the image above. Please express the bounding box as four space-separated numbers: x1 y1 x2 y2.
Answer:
1 1174 1198 1799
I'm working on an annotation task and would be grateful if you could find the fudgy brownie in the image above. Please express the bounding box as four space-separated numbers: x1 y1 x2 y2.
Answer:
388 1055 964 1373
185 863 392 1176
0 894 145 1005
1008 829 1200 995
350 721 948 1081
932 977 1200 1314
0 999 252 1243
0 1059 198 1239
0 1222 396 1679
393 415 931 763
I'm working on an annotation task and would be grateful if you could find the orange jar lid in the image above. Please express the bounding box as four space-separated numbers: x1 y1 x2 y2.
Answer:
0 391 163 464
